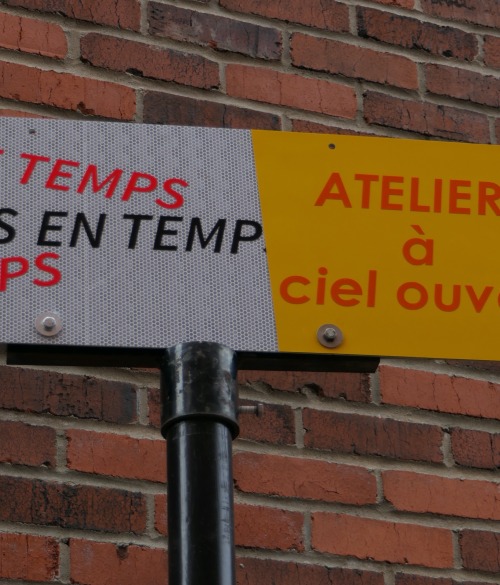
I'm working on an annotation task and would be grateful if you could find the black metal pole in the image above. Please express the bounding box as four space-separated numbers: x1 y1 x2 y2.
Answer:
161 342 239 585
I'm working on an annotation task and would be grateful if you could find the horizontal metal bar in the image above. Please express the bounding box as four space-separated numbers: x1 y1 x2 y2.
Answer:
6 344 379 372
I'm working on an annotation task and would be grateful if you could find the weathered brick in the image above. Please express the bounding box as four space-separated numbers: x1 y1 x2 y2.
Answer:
444 359 500 374
369 0 414 7
226 64 357 119
3 0 140 31
143 92 280 129
70 540 167 585
238 370 371 402
458 530 500 573
81 34 219 90
421 0 500 29
496 118 500 143
235 504 304 551
237 557 384 585
220 0 350 32
67 429 166 482
238 400 295 445
148 3 281 60
154 494 167 536
0 109 46 117
148 387 162 429
292 119 372 135
364 92 491 143
312 513 454 568
357 7 478 61
0 420 56 467
426 64 500 107
303 410 443 463
0 61 135 119
234 452 376 504
0 533 59 582
0 12 67 58
396 575 486 585
460 530 500 573
0 366 137 423
379 365 500 419
0 476 146 533
383 471 500 520
291 34 417 90
451 428 500 469
484 35 500 69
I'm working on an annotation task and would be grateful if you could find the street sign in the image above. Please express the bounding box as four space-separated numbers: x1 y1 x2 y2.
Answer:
1 118 499 360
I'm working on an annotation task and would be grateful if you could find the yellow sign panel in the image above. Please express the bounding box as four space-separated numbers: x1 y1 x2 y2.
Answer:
252 131 500 360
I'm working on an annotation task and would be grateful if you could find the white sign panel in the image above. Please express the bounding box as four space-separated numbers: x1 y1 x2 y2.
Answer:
0 119 277 351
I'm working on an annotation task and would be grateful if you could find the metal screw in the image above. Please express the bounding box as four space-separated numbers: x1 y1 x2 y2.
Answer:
238 403 264 417
35 312 62 337
41 316 57 331
317 324 344 349
322 327 337 342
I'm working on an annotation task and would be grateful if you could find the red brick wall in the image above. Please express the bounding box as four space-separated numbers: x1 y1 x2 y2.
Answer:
0 1 499 584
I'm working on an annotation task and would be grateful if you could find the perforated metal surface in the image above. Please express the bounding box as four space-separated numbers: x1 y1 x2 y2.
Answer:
0 119 277 351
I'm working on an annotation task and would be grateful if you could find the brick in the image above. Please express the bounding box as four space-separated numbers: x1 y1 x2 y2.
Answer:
292 119 373 136
3 0 140 31
396 575 487 585
460 530 500 573
143 92 280 130
0 475 146 533
70 540 166 585
237 557 384 585
226 65 357 119
444 359 500 374
383 470 500 520
67 429 166 482
234 452 376 504
81 34 219 90
238 400 295 445
312 513 453 568
220 0 349 32
379 365 500 419
238 370 371 402
368 0 414 6
357 7 478 61
149 3 281 60
484 35 500 69
154 494 167 536
148 387 162 428
0 61 135 119
0 12 67 58
421 0 500 29
0 420 56 467
364 92 490 144
0 366 137 424
291 33 418 90
0 533 58 581
496 119 500 144
451 428 500 469
0 109 46 117
235 503 304 551
426 64 500 108
303 410 443 463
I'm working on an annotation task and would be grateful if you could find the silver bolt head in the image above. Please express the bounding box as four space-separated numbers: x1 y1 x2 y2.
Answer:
35 312 62 337
323 327 337 341
317 324 344 349
42 316 57 331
